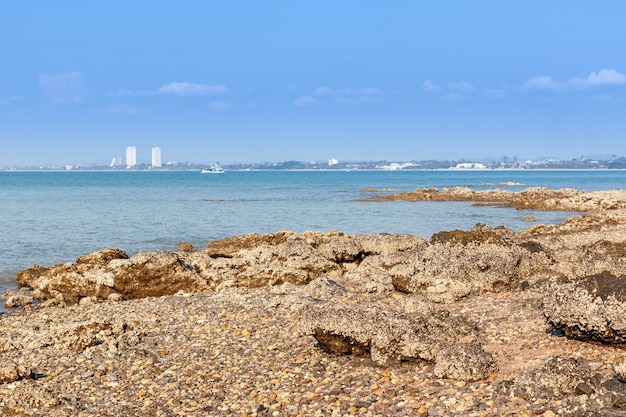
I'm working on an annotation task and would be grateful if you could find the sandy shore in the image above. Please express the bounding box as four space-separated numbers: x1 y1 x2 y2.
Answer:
3 187 626 416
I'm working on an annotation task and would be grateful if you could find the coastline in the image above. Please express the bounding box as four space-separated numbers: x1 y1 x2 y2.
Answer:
3 187 626 415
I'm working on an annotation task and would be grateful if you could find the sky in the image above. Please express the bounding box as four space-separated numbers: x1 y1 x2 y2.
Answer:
2 1 626 166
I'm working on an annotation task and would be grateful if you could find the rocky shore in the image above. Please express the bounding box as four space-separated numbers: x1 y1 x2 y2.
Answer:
3 187 626 416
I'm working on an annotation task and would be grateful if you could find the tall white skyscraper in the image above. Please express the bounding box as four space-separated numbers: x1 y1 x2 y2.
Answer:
152 147 162 168
126 146 137 168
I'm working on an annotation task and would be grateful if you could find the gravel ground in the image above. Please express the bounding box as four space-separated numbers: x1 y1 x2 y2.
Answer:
1 284 623 417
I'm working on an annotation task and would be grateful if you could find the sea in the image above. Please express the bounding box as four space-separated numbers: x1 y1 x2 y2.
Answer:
1 169 625 298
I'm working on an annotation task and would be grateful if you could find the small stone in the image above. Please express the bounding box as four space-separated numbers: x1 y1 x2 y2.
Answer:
0 362 20 384
434 342 498 382
79 296 97 306
614 357 626 381
4 293 34 308
107 293 123 302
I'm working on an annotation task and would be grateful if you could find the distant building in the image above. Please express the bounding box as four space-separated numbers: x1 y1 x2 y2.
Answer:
126 146 137 168
110 157 123 168
152 147 162 168
328 158 339 166
453 163 487 170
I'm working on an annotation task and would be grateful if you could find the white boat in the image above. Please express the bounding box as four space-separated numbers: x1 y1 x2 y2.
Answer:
201 164 225 174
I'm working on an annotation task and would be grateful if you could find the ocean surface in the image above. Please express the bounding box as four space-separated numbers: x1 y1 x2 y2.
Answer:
1 169 625 297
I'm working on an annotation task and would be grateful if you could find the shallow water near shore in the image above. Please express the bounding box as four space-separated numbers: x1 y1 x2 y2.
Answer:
1 169 624 296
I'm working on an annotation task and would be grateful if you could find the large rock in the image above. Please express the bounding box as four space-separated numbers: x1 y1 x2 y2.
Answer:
298 302 496 381
16 249 208 304
16 234 341 303
14 227 554 307
500 356 626 414
504 356 596 400
191 236 340 289
566 240 626 278
542 271 626 343
354 224 551 301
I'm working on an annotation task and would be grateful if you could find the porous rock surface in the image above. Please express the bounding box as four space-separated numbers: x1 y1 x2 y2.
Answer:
16 249 206 305
500 356 626 414
16 225 550 306
297 302 485 371
433 342 498 382
542 271 626 343
358 186 626 212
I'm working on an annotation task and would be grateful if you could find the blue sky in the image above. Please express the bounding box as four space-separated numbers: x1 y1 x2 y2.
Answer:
2 1 626 166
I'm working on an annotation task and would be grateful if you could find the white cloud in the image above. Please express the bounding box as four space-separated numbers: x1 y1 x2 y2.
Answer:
569 68 626 87
156 82 227 96
208 101 233 110
521 76 562 91
315 86 333 96
294 95 318 106
422 80 441 92
298 86 383 106
38 71 84 103
339 87 382 95
448 81 475 91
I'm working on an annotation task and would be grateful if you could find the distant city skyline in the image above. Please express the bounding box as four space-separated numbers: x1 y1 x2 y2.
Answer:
2 2 626 166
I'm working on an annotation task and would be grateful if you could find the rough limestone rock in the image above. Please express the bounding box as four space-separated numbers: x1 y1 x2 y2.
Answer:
0 382 60 414
204 230 294 257
504 356 597 400
191 236 339 289
567 240 626 278
500 356 626 414
433 342 498 382
344 269 395 293
15 227 555 305
0 361 31 384
404 295 437 316
298 303 483 374
353 233 427 256
543 271 626 343
3 290 34 308
317 237 364 263
366 225 552 301
0 319 141 355
16 249 207 304
358 186 626 212
303 277 347 299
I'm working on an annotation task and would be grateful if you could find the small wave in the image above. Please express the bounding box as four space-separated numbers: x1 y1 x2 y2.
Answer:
498 182 526 187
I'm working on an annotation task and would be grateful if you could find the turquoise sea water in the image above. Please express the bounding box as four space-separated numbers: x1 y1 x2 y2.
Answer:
1 169 625 295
